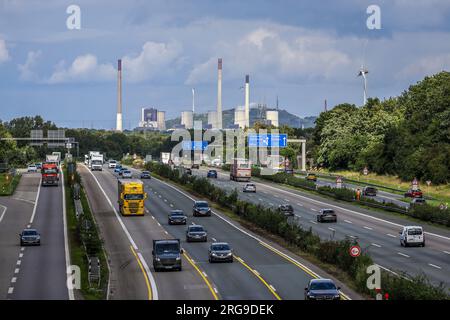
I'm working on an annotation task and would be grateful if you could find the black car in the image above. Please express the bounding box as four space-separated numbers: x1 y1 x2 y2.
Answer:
168 210 187 225
19 229 41 246
191 164 200 169
317 209 337 223
140 171 151 179
278 204 294 216
363 186 377 196
186 225 207 242
305 279 341 300
193 201 212 217
207 170 218 178
185 168 192 175
209 242 233 263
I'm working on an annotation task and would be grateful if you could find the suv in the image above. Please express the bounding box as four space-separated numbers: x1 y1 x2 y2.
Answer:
168 210 187 225
186 225 207 242
317 209 337 223
410 197 426 207
114 165 123 173
27 164 38 173
193 201 212 217
209 242 233 263
19 229 41 246
400 226 425 247
152 239 183 271
363 186 377 196
305 279 341 300
243 183 256 193
108 160 117 168
207 170 218 178
305 173 317 182
405 189 423 198
277 204 294 216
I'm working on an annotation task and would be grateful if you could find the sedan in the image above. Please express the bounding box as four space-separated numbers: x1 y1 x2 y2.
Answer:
243 183 256 193
278 204 294 216
362 186 377 196
114 165 123 173
168 210 187 225
317 209 337 223
140 171 151 179
209 242 233 263
20 229 41 246
305 279 341 300
405 189 423 198
207 170 218 178
186 225 207 242
193 201 212 217
27 165 38 173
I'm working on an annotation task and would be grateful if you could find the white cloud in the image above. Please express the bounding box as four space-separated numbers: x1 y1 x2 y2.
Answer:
47 54 116 84
122 41 182 83
398 54 450 79
186 27 351 85
18 50 41 81
0 38 10 63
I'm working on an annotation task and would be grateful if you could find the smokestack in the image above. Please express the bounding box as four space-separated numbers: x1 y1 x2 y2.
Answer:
216 58 223 129
245 75 250 128
116 59 123 132
324 99 328 112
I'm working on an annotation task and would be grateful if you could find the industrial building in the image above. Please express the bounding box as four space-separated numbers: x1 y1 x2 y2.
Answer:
138 107 166 130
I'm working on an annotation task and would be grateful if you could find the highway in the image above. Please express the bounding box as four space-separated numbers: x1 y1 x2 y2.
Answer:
117 165 360 300
195 167 450 289
0 171 70 300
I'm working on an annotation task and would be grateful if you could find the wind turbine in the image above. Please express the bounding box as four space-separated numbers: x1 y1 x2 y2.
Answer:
357 66 369 105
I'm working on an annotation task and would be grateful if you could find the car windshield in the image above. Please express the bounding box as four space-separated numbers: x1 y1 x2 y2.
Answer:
323 210 335 215
124 194 144 200
310 281 336 291
23 230 37 236
189 227 204 232
142 171 149 174
195 202 209 208
211 244 230 251
43 169 57 174
170 211 184 216
366 187 376 192
209 170 216 173
408 228 423 235
109 160 116 163
155 243 179 254
123 171 131 174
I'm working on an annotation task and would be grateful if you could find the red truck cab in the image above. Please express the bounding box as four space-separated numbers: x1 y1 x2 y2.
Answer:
41 163 59 186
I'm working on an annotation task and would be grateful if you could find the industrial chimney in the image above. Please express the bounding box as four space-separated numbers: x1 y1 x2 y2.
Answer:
116 59 123 132
216 58 223 129
245 75 250 128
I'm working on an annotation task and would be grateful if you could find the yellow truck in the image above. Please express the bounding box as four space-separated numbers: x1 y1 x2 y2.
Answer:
118 179 147 216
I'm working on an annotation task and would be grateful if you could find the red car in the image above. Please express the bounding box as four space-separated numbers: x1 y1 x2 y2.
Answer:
404 189 423 198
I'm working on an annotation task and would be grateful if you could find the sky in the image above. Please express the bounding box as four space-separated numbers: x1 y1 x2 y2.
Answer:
1 0 450 129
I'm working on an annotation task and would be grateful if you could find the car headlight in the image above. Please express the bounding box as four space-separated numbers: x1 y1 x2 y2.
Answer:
155 257 161 261
211 253 217 256
176 257 181 261
334 294 341 299
36 236 41 240
226 252 232 256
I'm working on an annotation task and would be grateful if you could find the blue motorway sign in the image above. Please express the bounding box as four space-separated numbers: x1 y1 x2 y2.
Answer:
182 141 209 151
248 134 287 148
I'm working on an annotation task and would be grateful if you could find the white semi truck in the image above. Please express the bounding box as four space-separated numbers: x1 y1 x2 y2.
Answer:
230 158 251 182
88 151 103 171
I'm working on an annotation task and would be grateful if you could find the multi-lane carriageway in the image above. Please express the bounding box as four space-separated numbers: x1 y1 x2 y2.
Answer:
194 167 450 289
81 164 359 300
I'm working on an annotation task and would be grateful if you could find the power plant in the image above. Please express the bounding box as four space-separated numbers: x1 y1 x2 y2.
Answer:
216 58 223 129
138 107 165 130
116 59 123 132
244 75 250 128
181 111 194 129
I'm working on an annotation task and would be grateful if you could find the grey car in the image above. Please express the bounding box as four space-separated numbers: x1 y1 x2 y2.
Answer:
317 209 337 223
278 204 294 216
186 225 207 242
193 201 212 217
168 210 187 225
209 242 233 263
305 279 341 300
20 229 41 246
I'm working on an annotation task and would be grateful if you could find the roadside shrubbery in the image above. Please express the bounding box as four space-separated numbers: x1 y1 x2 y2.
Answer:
146 162 449 300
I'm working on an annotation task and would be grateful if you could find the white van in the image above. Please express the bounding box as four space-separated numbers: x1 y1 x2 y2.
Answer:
400 226 425 247
108 160 117 169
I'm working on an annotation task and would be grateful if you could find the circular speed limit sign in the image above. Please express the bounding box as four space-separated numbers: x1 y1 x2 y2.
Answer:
349 245 361 257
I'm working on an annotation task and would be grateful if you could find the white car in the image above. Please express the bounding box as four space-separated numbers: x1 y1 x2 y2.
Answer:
122 170 132 179
108 160 117 169
243 183 256 193
400 226 425 247
27 165 38 173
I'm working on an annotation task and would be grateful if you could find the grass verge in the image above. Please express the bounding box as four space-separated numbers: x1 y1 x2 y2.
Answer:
0 173 21 196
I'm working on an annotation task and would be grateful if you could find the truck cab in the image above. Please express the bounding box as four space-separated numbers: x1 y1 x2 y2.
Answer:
117 179 147 216
230 158 251 182
41 162 59 186
152 239 183 271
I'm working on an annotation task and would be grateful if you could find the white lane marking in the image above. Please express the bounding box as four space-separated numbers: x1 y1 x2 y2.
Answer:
0 204 8 223
444 251 450 255
428 263 442 269
202 272 207 277
12 197 35 205
151 216 155 220
213 287 219 294
29 177 42 224
253 180 450 242
253 270 260 276
274 195 279 198
387 233 397 238
397 252 410 258
363 226 373 230
148 176 357 299
61 170 75 301
164 231 168 235
310 220 318 225
328 227 335 232
157 222 161 227
169 204 174 207
20 247 25 252
269 203 274 206
14 268 19 274
158 195 162 198
84 165 159 300
310 208 317 212
212 238 217 242
19 253 23 258
8 287 13 294
16 260 21 266
295 214 302 218
344 220 352 224
297 203 303 206
371 243 382 248
269 285 277 292
258 198 263 201
283 199 290 202
11 277 16 283
347 235 356 239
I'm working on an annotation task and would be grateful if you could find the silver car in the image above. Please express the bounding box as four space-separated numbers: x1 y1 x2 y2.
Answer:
209 242 233 263
186 225 207 242
20 229 41 246
122 170 132 179
317 209 337 223
243 183 256 193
